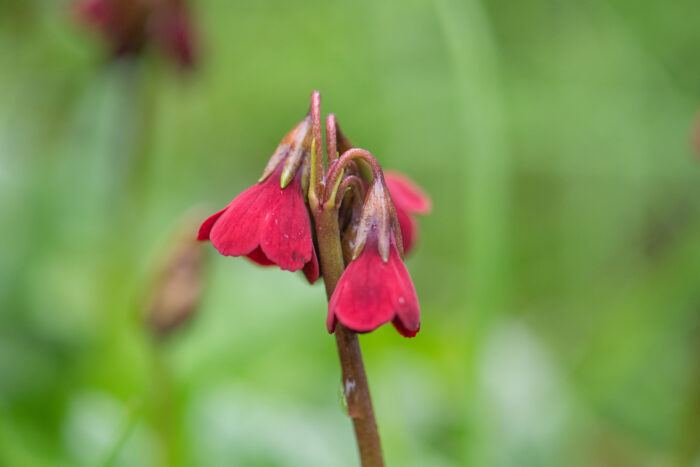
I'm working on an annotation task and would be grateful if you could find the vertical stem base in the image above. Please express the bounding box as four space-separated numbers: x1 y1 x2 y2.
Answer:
314 207 384 467
335 325 384 467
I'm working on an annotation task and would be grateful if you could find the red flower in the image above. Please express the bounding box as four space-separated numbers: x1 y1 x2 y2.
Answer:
327 177 420 337
198 116 319 284
385 172 431 255
76 0 196 68
150 3 196 68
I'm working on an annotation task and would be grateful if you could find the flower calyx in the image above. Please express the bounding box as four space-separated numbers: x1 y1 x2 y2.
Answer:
352 175 402 263
259 114 313 189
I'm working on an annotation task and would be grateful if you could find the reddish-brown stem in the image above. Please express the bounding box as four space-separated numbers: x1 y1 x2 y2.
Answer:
309 91 384 467
314 207 384 467
334 327 383 466
325 148 384 202
338 175 368 203
326 114 338 165
309 91 324 208
326 112 354 159
336 122 354 154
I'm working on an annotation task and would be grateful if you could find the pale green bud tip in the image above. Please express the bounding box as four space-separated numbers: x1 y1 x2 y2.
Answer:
280 168 294 188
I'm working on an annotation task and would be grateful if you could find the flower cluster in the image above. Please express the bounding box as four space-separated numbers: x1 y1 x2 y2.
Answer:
198 92 430 337
76 0 196 68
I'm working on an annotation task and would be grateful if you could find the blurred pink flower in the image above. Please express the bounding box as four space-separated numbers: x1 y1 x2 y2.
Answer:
76 0 196 68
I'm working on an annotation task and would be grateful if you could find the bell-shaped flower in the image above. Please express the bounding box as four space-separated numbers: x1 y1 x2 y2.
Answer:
327 176 420 337
384 171 431 255
76 0 196 68
198 116 319 284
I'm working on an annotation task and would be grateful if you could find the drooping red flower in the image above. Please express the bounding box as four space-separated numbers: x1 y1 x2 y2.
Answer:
327 176 420 337
198 116 319 284
150 2 196 67
385 171 431 255
76 0 196 68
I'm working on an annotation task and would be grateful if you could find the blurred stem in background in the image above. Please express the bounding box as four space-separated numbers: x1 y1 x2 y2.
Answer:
139 211 210 465
113 59 159 214
434 0 510 463
147 340 180 466
96 57 177 464
677 314 700 466
98 58 158 333
99 398 142 467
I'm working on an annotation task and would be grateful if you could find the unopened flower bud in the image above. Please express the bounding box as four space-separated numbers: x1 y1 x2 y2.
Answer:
145 213 208 338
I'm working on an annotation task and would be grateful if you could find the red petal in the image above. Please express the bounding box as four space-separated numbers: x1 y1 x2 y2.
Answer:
76 0 109 28
395 206 418 255
385 171 431 215
208 180 272 257
326 308 338 334
151 7 196 68
259 172 313 271
246 246 275 266
392 317 420 338
328 236 420 336
197 207 226 241
248 246 319 283
303 248 320 284
200 167 315 275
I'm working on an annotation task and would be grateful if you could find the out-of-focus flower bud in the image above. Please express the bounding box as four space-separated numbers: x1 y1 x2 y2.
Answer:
145 212 208 338
76 0 197 69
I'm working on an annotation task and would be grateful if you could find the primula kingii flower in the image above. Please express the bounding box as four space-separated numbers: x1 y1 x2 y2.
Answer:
76 0 196 68
198 116 319 284
385 171 431 255
327 175 421 337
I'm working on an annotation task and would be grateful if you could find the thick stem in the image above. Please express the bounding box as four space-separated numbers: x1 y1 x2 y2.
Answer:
334 327 383 467
314 207 384 467
308 90 383 466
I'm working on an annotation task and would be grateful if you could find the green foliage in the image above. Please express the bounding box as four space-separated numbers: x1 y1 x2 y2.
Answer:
1 0 699 465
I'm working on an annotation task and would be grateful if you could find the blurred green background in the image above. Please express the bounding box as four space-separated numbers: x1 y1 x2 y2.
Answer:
2 0 700 466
